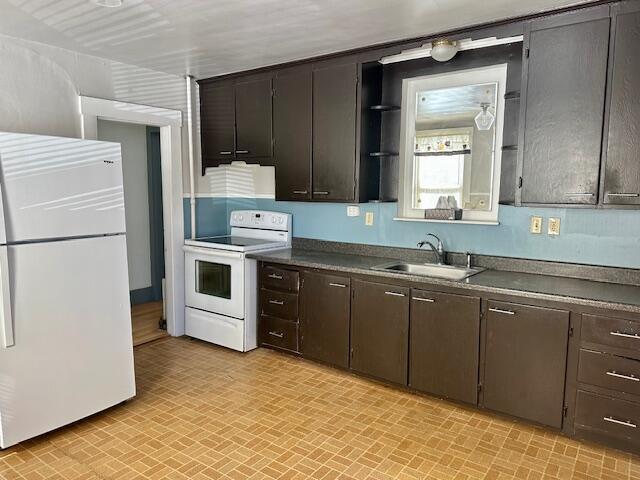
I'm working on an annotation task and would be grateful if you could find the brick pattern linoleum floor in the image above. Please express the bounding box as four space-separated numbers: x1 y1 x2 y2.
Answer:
1 337 639 480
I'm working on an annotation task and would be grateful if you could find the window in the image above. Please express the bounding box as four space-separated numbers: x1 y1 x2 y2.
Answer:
397 65 508 224
413 129 472 210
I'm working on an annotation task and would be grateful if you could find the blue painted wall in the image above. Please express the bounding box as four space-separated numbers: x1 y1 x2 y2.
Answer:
184 197 640 269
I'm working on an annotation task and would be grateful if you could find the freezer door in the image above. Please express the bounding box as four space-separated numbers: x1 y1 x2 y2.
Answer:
0 235 135 449
0 132 126 243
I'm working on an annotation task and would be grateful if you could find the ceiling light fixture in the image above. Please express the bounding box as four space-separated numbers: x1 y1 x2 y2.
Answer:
474 103 495 131
430 39 458 62
93 0 123 7
379 35 523 65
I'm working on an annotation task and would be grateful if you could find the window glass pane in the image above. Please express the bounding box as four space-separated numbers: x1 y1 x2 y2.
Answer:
196 261 231 299
416 155 463 189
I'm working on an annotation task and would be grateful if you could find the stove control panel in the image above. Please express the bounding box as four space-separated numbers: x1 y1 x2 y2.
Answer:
230 210 291 231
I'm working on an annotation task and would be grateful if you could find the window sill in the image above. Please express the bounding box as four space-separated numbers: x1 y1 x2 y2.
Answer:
393 217 500 226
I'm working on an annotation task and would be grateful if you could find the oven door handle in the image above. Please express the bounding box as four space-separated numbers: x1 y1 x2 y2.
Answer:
183 245 244 259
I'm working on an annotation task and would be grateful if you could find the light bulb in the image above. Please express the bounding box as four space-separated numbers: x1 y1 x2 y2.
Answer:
475 103 495 131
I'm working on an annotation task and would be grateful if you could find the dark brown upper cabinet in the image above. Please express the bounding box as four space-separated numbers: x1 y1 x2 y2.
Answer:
409 290 481 405
235 76 273 161
198 73 273 172
300 271 351 368
199 80 235 167
519 7 610 205
482 300 570 428
601 1 640 206
350 279 409 385
273 66 313 201
312 59 358 202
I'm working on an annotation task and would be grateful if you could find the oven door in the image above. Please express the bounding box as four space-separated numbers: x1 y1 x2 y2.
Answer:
184 246 245 319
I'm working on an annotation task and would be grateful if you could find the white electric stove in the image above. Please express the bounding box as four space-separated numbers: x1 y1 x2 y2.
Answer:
183 210 291 351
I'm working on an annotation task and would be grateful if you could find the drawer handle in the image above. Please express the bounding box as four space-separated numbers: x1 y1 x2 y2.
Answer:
268 331 284 338
564 192 594 197
603 416 637 429
268 273 283 280
606 371 639 382
610 331 640 340
384 291 406 297
235 150 249 154
293 190 309 195
607 193 639 198
268 300 284 305
329 283 347 288
219 151 233 155
412 297 435 303
489 307 515 315
313 191 330 195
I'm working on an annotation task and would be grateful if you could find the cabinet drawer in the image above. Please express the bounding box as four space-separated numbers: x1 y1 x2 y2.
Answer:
582 314 640 354
260 315 298 352
578 349 640 397
260 288 298 320
261 265 299 292
575 390 640 444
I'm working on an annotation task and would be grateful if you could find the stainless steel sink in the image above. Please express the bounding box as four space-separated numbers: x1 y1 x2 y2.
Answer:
371 262 484 281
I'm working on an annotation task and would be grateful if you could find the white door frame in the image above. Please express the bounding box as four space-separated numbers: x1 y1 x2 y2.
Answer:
79 96 185 337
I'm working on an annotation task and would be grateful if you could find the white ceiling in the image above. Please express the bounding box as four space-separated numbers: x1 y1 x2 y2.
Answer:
0 0 589 79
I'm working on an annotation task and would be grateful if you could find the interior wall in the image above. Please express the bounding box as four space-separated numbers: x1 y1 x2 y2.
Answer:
98 120 151 291
0 33 187 166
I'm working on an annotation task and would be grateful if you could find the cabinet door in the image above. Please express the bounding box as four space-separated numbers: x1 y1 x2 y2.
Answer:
521 15 609 204
312 61 358 202
273 67 312 200
199 81 236 167
235 76 272 161
603 4 640 205
483 300 570 428
351 280 409 384
410 290 481 404
300 271 350 368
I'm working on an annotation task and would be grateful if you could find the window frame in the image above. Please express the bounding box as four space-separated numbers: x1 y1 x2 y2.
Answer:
397 64 508 224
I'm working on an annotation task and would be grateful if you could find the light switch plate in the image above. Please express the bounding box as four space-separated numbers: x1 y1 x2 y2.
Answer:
530 216 542 234
365 212 374 226
548 217 561 236
347 205 360 217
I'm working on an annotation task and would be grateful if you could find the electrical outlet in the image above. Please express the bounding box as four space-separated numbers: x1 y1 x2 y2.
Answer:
365 212 374 226
346 205 360 217
530 216 542 234
548 217 561 236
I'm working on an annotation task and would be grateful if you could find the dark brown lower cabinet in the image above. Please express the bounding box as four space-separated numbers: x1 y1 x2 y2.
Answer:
482 300 570 428
300 271 351 368
350 280 409 384
409 290 481 404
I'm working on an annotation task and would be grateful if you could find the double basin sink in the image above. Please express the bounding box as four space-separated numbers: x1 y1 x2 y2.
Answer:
371 261 483 281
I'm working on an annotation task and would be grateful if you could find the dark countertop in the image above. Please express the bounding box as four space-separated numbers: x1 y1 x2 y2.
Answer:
248 248 640 315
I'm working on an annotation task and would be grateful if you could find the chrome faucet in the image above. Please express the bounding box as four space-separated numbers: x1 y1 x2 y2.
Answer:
417 233 446 265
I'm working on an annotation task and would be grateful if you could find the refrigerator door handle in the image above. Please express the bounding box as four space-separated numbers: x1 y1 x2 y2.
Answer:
0 246 13 347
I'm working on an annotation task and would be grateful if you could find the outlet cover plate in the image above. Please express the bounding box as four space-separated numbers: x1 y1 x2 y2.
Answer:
548 217 561 236
530 216 542 234
347 205 360 217
365 212 374 226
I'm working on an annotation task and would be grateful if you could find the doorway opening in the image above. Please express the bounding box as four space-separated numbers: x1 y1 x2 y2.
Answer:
97 120 168 346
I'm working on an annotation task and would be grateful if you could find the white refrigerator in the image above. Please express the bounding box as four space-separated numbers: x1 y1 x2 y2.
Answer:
0 132 136 449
